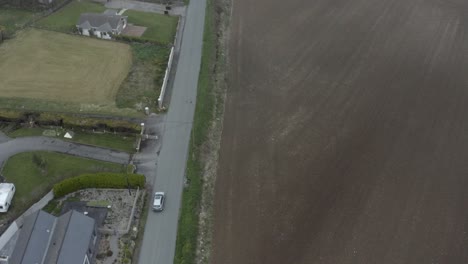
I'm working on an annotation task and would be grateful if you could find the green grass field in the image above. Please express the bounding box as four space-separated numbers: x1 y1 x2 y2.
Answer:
1 151 124 222
6 127 136 152
0 28 132 108
35 0 107 32
0 9 37 35
125 10 179 45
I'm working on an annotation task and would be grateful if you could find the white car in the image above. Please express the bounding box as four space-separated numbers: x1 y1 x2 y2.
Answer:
153 192 165 212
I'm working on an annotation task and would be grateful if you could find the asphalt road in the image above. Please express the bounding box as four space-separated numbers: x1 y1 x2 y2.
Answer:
0 134 130 168
137 0 207 263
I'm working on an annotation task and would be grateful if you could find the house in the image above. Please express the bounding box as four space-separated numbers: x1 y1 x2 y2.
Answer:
0 183 15 213
11 210 98 264
76 12 127 40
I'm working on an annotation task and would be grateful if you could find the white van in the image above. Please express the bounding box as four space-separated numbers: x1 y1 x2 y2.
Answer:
0 183 15 213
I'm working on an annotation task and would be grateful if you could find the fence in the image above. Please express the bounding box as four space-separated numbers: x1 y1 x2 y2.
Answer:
158 46 175 109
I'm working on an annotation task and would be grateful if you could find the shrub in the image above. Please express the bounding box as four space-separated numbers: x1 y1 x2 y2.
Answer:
53 173 145 198
114 34 165 46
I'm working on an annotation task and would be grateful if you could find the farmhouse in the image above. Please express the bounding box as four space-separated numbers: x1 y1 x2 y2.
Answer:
76 12 127 40
10 210 98 264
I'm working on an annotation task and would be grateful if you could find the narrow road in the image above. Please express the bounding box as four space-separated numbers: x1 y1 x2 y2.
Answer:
137 0 207 263
0 133 130 168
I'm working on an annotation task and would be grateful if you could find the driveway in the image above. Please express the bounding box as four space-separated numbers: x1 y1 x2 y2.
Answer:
106 0 186 16
136 0 207 262
0 133 130 169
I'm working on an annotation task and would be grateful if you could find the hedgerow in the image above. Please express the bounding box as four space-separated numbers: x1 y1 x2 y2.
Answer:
53 173 145 198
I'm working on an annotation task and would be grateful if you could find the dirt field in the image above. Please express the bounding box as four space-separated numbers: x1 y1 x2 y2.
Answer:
0 29 131 105
212 0 468 263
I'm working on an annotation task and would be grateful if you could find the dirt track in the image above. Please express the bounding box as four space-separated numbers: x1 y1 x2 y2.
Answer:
211 0 468 263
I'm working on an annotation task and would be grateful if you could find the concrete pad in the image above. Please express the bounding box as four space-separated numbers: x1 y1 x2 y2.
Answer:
122 24 147 37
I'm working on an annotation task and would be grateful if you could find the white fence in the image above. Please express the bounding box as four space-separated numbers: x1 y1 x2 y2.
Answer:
158 46 175 109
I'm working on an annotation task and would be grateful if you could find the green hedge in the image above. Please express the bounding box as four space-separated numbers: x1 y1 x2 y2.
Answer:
53 173 145 198
0 109 142 132
114 35 167 47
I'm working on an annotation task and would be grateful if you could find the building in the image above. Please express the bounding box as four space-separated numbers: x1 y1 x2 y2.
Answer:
11 210 97 264
76 12 128 40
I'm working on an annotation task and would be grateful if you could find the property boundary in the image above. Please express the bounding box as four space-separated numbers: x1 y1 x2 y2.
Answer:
158 46 175 109
98 187 140 235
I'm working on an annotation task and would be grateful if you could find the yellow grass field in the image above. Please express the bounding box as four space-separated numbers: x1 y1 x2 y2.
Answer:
0 29 132 105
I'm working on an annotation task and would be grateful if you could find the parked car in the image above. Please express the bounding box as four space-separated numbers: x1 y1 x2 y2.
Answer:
153 192 165 212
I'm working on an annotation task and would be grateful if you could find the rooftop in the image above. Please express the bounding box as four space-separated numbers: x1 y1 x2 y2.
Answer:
77 13 127 31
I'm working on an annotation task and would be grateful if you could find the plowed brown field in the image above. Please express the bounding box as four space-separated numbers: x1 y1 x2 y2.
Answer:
211 0 468 263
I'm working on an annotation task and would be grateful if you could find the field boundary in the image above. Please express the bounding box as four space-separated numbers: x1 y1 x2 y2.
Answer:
173 0 230 262
158 46 175 108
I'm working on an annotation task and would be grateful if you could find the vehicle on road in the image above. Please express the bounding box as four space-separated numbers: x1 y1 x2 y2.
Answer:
0 183 15 213
153 192 165 212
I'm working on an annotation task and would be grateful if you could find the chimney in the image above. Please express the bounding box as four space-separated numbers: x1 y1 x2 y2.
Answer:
0 255 9 264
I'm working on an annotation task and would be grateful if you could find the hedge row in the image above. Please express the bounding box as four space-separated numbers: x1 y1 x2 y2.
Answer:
115 34 167 47
53 173 145 198
0 110 142 133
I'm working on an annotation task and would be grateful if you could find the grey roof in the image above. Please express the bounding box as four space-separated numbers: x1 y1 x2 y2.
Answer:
77 13 126 31
57 211 95 264
11 210 96 264
44 211 96 264
103 9 118 15
10 211 56 264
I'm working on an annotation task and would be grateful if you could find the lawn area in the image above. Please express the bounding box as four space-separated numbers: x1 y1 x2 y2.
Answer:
0 28 136 115
116 43 170 110
0 151 125 223
67 131 136 153
125 10 178 45
6 127 136 153
35 0 106 32
0 8 37 36
6 127 44 137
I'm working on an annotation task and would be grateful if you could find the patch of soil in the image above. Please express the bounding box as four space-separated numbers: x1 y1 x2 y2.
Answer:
211 0 468 263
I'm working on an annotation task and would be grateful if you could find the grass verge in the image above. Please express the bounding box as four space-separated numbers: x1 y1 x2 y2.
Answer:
5 127 136 153
174 0 216 263
125 10 179 45
35 0 106 32
1 151 125 224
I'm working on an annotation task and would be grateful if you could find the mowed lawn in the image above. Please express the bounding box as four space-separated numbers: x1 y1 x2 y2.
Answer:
36 0 106 32
1 151 124 221
0 29 132 104
125 10 179 44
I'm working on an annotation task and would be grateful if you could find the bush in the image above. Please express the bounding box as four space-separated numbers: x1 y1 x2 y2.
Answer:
114 34 167 46
53 173 145 198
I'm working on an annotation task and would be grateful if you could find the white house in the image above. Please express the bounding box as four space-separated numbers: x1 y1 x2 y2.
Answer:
76 12 127 40
0 183 15 213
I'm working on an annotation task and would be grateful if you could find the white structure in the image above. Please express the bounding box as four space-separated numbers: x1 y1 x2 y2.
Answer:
76 12 127 40
0 183 15 213
64 131 75 139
